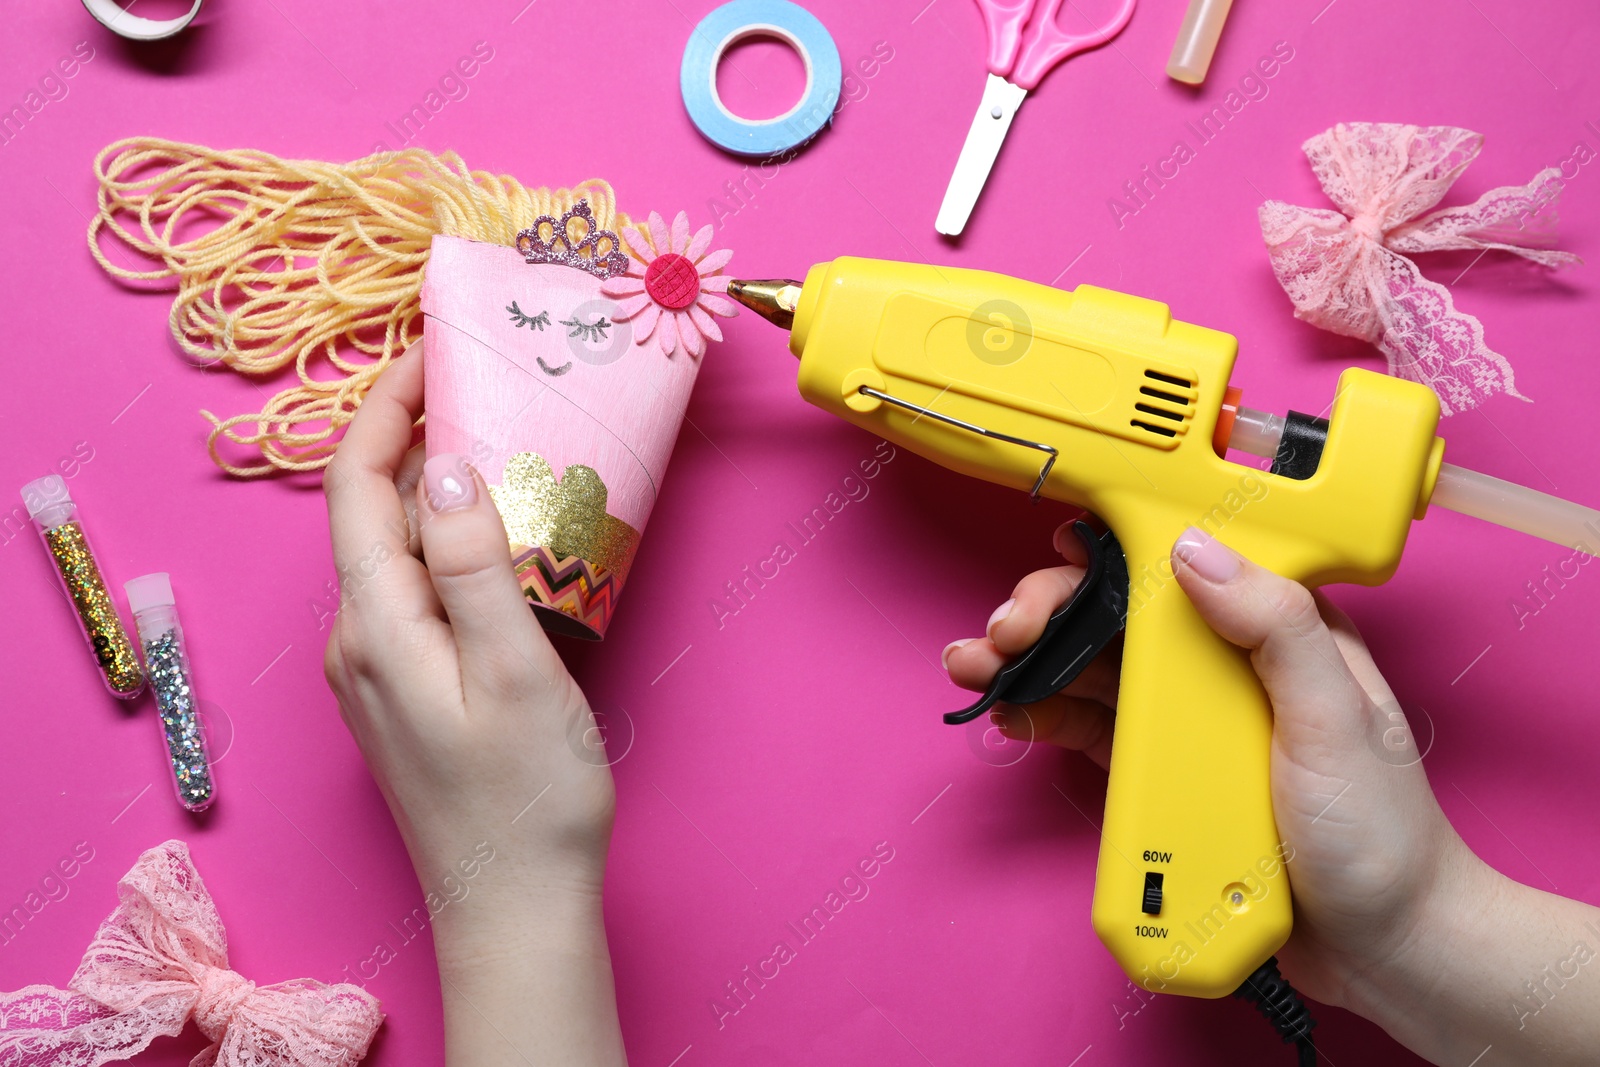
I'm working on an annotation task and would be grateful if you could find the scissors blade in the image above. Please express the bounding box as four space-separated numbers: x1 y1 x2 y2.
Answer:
935 73 1029 237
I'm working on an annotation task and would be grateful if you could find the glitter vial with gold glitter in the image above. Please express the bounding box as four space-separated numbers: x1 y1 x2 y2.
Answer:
125 573 215 812
21 475 144 698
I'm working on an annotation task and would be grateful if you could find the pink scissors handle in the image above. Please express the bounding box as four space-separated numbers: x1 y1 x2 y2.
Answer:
1011 0 1137 90
974 0 1036 75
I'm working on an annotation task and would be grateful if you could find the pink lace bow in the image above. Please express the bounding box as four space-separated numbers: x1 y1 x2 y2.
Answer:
1258 122 1579 415
0 841 382 1067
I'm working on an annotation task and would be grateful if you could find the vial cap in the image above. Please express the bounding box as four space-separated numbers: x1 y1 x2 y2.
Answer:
124 573 176 614
21 475 75 528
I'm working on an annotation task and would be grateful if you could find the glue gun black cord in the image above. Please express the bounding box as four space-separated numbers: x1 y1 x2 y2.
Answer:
1234 957 1317 1065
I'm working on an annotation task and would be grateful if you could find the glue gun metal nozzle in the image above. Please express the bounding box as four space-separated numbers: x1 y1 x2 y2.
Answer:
729 278 803 331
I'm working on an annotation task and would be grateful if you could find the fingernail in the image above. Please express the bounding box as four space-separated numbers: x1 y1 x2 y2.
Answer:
1052 524 1071 556
424 453 477 513
986 598 1015 636
941 638 973 670
1173 525 1240 583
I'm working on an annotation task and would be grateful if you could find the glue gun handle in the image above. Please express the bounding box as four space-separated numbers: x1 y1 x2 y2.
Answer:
1090 551 1292 997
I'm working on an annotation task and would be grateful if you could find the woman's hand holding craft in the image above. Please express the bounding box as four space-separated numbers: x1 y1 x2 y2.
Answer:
322 341 626 1067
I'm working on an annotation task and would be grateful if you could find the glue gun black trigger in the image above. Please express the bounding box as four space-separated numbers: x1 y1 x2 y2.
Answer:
944 521 1130 726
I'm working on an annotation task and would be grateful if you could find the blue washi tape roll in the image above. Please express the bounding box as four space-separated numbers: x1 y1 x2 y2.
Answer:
680 0 842 157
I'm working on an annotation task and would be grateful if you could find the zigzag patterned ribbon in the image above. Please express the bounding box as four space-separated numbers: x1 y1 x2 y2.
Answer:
511 544 621 639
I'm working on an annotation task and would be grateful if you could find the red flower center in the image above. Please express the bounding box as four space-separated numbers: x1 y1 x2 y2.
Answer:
644 253 701 310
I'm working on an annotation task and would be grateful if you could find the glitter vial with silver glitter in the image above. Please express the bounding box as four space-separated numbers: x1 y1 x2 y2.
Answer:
125 573 215 812
21 475 144 698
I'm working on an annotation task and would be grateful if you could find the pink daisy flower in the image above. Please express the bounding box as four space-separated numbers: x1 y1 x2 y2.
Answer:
601 210 737 358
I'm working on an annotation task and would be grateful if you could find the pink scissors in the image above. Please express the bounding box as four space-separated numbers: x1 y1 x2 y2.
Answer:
936 0 1138 235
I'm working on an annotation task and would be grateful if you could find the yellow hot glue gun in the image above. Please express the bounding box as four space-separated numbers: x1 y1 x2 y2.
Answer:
729 257 1600 1022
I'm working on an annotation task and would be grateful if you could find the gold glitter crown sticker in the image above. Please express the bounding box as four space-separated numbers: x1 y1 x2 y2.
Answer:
487 452 642 639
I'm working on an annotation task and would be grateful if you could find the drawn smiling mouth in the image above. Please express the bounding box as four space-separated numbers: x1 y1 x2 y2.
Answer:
536 356 572 376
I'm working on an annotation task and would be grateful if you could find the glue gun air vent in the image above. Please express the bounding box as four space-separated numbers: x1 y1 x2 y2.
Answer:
1130 369 1197 440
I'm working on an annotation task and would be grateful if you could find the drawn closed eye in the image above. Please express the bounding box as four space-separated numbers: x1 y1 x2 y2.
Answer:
560 315 611 343
507 301 551 330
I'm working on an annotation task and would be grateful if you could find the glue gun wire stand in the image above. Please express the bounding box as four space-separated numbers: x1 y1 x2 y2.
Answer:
731 278 1600 555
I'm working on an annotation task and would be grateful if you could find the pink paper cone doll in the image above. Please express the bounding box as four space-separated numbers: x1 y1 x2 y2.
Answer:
421 201 736 638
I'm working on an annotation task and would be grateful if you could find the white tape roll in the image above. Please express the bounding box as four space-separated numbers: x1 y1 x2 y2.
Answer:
81 0 204 41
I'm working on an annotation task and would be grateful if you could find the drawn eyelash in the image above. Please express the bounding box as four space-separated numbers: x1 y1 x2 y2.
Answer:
561 315 612 343
507 302 550 330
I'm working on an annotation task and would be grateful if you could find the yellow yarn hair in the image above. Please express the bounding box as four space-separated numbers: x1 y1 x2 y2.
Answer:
89 137 627 477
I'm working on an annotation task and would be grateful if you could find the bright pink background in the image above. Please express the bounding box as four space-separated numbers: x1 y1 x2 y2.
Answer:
2 1 1598 1064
